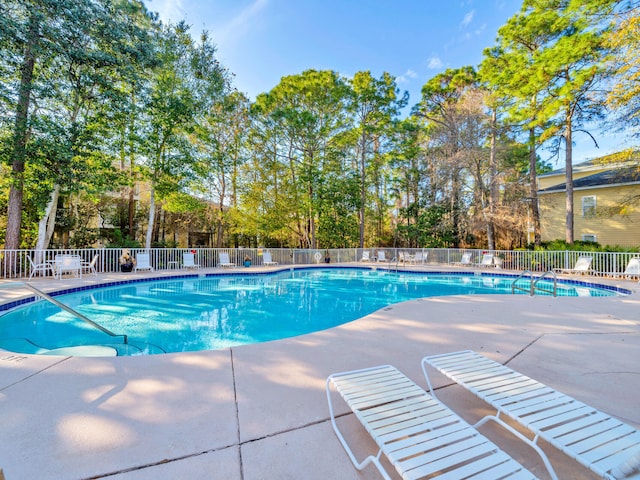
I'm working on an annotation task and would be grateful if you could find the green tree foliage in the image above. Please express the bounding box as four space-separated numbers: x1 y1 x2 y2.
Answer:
0 0 154 249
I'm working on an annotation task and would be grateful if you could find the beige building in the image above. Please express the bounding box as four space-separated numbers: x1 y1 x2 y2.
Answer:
537 157 640 246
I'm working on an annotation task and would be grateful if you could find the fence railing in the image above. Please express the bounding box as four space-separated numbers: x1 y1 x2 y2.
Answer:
1 247 639 280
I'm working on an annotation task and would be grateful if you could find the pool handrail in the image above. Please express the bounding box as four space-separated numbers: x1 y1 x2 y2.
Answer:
21 282 128 344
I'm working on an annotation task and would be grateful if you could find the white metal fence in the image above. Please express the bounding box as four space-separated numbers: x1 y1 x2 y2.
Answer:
1 247 639 279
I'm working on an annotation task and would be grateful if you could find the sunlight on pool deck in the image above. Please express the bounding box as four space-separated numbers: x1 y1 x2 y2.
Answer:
0 265 638 479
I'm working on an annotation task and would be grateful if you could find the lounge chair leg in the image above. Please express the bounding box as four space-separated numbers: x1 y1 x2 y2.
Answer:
474 413 559 480
326 379 393 480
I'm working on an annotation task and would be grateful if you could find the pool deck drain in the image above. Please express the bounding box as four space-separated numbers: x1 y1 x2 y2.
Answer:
0 265 638 479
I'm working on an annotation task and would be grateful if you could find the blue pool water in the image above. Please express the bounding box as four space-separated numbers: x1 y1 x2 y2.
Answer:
0 268 623 356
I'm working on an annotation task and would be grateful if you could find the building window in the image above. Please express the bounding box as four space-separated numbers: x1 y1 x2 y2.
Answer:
582 234 597 243
582 195 596 217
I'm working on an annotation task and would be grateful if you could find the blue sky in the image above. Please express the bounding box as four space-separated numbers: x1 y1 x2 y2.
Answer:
144 0 636 164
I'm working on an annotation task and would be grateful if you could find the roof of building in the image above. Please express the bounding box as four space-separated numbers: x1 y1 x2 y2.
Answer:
539 165 640 192
538 151 640 178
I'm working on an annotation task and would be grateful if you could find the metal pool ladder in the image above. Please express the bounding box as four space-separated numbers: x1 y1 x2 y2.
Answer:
511 270 558 297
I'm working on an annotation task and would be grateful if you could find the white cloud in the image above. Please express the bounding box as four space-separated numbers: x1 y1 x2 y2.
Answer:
217 0 269 42
397 69 418 83
146 0 185 23
427 57 443 69
461 10 475 27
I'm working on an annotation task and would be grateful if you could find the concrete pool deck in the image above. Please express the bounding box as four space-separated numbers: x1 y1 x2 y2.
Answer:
0 265 638 479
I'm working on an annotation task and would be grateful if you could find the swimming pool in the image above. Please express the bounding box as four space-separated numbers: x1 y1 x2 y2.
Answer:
0 268 626 356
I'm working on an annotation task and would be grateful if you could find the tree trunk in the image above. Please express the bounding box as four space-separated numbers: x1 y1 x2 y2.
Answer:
145 186 156 249
528 128 541 245
35 184 61 253
359 130 367 248
564 117 574 244
6 13 39 250
487 109 498 250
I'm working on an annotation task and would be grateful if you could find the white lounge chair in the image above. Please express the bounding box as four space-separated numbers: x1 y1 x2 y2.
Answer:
423 350 640 480
601 257 640 280
475 253 495 268
376 250 386 262
411 251 427 265
327 365 538 480
81 254 99 276
134 253 153 272
453 252 472 266
554 255 593 275
218 252 235 268
262 251 278 266
360 251 370 262
27 255 55 280
182 252 201 269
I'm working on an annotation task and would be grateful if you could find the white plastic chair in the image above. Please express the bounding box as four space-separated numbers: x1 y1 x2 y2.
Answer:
134 253 154 272
217 252 234 268
454 252 472 266
360 251 370 262
475 253 495 268
27 255 55 280
554 255 593 275
376 250 386 262
183 252 201 269
262 251 278 266
81 254 99 276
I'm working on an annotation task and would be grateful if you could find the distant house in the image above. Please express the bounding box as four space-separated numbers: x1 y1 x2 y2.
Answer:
537 156 640 246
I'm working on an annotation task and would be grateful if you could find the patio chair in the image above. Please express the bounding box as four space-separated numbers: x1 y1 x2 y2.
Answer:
182 252 201 269
411 251 427 265
554 255 593 275
376 250 386 262
262 251 278 266
27 255 55 280
134 253 154 272
601 257 640 280
360 251 370 262
81 254 99 276
326 364 538 480
422 350 640 480
475 253 495 268
217 252 235 268
453 252 472 266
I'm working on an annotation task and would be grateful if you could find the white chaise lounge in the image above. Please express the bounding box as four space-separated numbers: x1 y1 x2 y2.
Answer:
262 251 278 266
422 350 640 480
453 252 472 266
326 364 538 480
475 253 495 268
134 253 154 272
554 255 594 275
182 252 201 269
218 252 235 268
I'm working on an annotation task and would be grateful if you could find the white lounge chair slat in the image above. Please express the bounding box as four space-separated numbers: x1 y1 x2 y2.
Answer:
397 437 496 476
591 444 640 477
327 364 538 479
543 411 615 439
423 350 639 480
377 412 463 446
525 404 594 430
496 389 567 411
365 399 444 427
574 427 640 459
428 451 534 480
383 421 470 455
